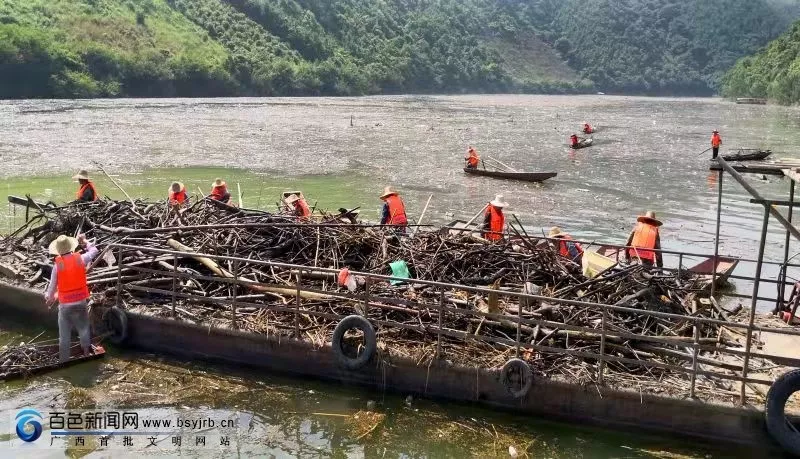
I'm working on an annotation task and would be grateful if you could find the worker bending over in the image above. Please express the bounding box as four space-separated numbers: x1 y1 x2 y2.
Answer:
168 181 188 207
625 211 663 268
210 178 231 204
379 186 408 231
287 194 311 218
483 195 508 242
549 227 584 263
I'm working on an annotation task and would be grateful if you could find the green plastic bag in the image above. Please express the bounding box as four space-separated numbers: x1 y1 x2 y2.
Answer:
389 260 411 285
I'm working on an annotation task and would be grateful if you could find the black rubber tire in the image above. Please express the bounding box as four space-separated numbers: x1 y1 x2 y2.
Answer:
500 358 533 399
331 315 376 370
766 368 800 455
103 307 129 345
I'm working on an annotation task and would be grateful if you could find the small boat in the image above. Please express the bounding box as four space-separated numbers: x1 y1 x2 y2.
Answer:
0 343 106 382
571 138 593 149
736 98 767 105
463 168 557 183
721 149 772 162
594 245 738 290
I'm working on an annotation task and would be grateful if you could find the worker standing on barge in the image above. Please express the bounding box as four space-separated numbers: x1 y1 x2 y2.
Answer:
625 211 663 268
44 234 99 363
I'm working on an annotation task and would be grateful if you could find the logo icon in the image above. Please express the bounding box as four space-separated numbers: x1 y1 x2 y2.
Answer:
15 409 43 443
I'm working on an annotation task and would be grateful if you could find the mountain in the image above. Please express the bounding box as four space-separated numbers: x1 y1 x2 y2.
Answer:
721 17 800 104
0 0 797 98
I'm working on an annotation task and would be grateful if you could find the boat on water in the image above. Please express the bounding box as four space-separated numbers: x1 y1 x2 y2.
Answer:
0 343 106 382
736 98 767 105
463 168 557 183
571 138 593 149
594 245 739 290
721 149 772 162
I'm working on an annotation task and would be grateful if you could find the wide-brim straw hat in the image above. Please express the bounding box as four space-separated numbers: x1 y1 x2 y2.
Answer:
48 235 79 256
637 211 663 227
380 186 398 199
170 182 184 193
285 193 300 204
548 226 567 238
212 178 226 187
72 170 90 181
490 194 508 208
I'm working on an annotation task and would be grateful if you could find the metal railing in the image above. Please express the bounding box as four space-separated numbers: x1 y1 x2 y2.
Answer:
108 243 800 407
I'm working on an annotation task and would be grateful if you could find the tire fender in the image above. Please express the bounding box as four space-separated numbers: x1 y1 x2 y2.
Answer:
103 307 129 345
766 368 800 455
331 315 376 370
500 358 533 399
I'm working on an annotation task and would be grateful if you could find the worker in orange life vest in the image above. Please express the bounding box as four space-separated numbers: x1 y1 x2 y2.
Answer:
482 195 508 242
44 234 100 362
625 211 663 268
379 186 408 232
711 130 722 159
583 123 593 134
210 178 231 204
465 146 480 169
286 193 311 218
548 226 584 263
72 170 98 202
168 181 188 207
570 134 580 148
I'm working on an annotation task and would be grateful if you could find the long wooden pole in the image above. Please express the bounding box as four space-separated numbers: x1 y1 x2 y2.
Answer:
93 162 136 208
486 156 518 172
237 183 244 208
411 194 434 236
464 203 489 229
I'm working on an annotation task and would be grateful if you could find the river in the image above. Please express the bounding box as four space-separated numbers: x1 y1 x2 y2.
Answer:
0 95 797 456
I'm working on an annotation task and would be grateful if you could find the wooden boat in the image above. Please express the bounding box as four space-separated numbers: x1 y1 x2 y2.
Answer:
0 343 106 382
721 149 772 162
736 98 767 105
594 245 739 290
571 138 593 149
463 168 557 183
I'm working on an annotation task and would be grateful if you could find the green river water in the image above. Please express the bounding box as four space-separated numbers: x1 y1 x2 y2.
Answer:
1 95 798 457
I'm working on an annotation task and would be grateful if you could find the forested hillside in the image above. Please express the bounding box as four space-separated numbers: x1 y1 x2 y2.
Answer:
0 0 797 98
722 19 800 104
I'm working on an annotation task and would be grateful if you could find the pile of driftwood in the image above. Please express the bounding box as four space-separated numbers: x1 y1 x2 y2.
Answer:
0 199 763 401
0 338 58 380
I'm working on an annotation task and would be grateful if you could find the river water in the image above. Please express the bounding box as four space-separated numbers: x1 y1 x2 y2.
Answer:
0 96 798 456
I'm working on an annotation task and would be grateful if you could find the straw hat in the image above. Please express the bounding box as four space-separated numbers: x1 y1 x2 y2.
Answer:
72 170 90 181
637 211 663 227
212 178 226 187
548 226 567 238
285 193 300 204
48 235 79 256
170 182 184 193
380 186 398 199
490 194 508 208
712 130 719 133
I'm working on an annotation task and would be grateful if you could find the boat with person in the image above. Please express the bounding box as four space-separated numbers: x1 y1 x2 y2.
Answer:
571 138 593 149
463 168 557 183
721 149 772 162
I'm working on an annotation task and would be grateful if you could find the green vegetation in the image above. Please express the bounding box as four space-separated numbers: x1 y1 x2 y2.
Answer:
0 0 798 98
722 19 800 104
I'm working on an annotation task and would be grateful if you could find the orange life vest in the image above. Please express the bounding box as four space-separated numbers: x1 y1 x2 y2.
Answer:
294 199 311 218
77 181 98 201
210 185 229 202
55 252 90 303
558 235 584 259
711 133 721 148
169 187 188 205
583 124 592 134
484 205 504 241
385 195 408 226
466 149 479 168
628 222 659 262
